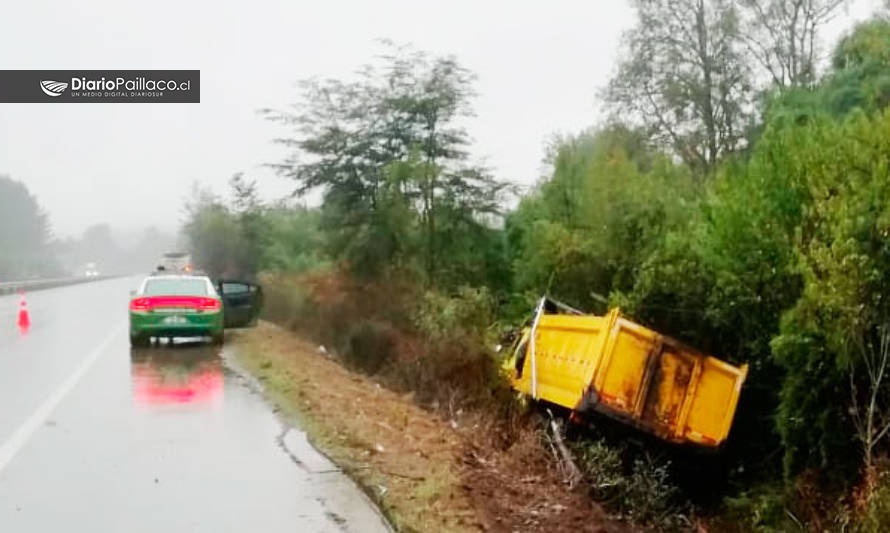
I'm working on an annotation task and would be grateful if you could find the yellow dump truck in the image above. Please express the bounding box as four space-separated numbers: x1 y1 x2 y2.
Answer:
505 299 748 448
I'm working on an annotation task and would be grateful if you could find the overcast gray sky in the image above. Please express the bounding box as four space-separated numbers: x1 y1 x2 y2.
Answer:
0 0 885 239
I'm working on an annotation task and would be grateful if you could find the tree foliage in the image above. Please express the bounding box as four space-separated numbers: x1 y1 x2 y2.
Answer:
182 181 259 280
607 0 851 176
763 17 890 125
263 44 507 285
768 110 890 481
604 0 753 176
0 175 54 280
740 0 848 88
182 178 329 280
507 126 696 314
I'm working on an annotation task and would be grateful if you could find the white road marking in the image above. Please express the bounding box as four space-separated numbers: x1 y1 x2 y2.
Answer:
0 322 125 473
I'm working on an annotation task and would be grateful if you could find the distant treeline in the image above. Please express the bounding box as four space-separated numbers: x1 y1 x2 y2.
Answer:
0 175 177 281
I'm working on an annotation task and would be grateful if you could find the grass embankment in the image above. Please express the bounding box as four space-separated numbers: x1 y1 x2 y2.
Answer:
230 321 480 533
230 321 633 533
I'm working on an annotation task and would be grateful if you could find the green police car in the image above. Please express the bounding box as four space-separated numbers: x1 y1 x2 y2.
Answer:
128 274 262 346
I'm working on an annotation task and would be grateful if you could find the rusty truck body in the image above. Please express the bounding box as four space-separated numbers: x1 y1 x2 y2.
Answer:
505 300 748 448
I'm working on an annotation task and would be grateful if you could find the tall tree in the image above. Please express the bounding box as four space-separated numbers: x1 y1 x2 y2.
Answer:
229 173 265 279
263 44 505 285
739 0 848 88
762 18 890 127
182 184 243 279
604 0 752 176
389 50 476 278
0 175 54 280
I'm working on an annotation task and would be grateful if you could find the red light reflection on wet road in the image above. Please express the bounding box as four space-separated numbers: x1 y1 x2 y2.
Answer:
130 347 223 405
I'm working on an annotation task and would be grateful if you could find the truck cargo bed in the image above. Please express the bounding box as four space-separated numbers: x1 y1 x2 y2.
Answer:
506 305 748 447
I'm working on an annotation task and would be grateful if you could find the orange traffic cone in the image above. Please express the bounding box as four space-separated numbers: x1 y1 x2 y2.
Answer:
17 293 30 330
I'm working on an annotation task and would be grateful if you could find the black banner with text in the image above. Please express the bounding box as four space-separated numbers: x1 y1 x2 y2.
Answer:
0 70 200 103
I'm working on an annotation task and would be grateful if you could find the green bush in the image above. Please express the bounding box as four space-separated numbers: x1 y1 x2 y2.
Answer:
624 456 686 528
573 439 690 530
574 438 626 502
413 286 495 345
857 470 890 533
723 485 793 532
384 286 507 408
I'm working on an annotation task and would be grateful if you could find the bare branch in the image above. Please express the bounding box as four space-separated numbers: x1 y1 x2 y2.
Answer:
738 0 848 87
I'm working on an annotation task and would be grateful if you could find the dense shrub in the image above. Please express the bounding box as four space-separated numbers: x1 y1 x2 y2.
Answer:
259 272 507 410
342 320 397 374
859 468 890 533
573 438 690 530
394 287 506 407
722 485 794 532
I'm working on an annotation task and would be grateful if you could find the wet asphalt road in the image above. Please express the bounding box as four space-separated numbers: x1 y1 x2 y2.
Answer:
0 276 390 533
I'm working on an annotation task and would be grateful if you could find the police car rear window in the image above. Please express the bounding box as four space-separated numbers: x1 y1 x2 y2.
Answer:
143 279 207 296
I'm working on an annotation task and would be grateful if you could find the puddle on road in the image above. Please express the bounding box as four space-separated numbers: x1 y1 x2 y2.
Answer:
124 338 392 533
129 340 223 406
277 427 341 473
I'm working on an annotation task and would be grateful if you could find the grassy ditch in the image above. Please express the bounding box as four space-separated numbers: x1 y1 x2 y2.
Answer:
229 320 636 532
229 322 481 533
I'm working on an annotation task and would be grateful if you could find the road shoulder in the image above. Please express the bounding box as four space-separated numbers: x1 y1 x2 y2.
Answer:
228 321 481 532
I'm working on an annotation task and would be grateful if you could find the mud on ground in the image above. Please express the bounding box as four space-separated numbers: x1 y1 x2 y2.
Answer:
230 321 635 533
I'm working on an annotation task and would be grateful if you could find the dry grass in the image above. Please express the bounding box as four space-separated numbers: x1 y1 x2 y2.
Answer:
230 320 636 533
229 321 481 533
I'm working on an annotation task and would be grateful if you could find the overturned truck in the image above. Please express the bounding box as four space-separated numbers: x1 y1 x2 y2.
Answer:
504 298 748 448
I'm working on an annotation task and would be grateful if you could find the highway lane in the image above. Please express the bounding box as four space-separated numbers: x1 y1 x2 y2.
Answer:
0 276 389 532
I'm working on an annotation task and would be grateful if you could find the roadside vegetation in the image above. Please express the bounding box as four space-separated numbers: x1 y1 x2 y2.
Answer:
230 321 632 532
183 3 890 530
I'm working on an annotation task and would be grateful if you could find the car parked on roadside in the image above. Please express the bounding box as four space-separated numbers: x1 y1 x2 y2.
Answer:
128 273 261 346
